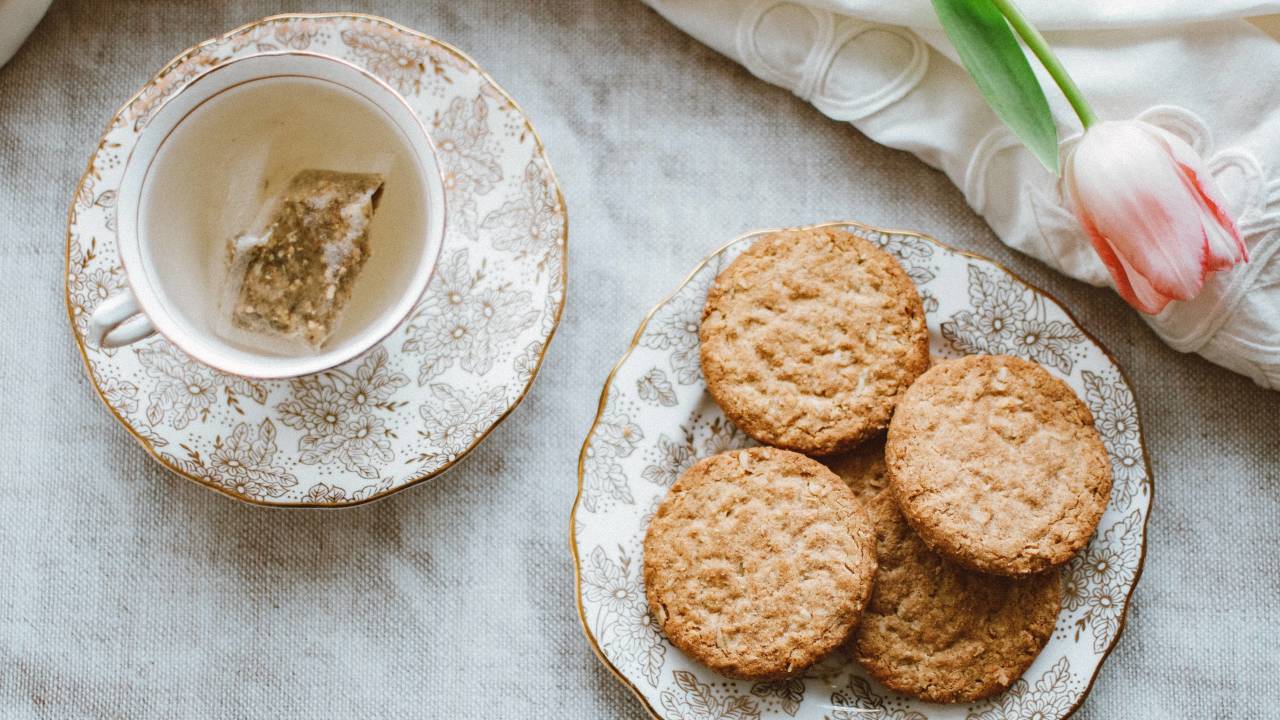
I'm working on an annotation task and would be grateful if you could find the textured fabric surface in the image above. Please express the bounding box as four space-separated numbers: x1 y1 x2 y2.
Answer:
0 1 1276 718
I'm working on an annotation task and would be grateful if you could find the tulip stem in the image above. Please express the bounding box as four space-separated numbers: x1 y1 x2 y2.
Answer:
989 0 1099 128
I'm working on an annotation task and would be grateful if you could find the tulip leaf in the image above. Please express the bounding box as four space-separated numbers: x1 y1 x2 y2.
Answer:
932 0 1060 174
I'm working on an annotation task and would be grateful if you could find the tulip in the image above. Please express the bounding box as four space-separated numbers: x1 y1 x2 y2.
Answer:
1065 121 1247 314
934 0 1250 313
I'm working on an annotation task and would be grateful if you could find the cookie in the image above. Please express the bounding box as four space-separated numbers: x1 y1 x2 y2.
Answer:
699 227 930 456
853 490 1061 703
887 354 1111 576
643 447 877 679
823 435 890 502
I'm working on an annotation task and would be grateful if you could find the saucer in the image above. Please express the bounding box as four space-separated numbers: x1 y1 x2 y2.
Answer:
572 222 1150 719
65 14 566 507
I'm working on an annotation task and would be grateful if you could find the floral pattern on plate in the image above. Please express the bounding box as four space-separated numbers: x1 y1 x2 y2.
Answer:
65 14 566 506
573 222 1150 720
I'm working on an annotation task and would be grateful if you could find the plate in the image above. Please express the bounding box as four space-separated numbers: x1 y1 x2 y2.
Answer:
65 14 566 507
572 222 1150 719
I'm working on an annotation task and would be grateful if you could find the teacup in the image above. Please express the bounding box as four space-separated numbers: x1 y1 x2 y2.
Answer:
87 51 446 379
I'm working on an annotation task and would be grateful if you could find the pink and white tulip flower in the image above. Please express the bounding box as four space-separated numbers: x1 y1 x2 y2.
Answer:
1065 120 1248 314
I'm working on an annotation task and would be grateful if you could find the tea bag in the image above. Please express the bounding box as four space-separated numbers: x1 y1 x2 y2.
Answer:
223 169 385 350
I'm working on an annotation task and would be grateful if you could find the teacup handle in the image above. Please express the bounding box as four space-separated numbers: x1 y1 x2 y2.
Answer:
87 289 156 349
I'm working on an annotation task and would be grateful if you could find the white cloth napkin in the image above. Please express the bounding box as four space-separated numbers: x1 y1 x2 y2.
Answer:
0 0 52 69
642 0 1280 388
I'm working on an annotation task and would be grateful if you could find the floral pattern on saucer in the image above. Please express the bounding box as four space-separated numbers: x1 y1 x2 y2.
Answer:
65 14 566 506
573 222 1150 720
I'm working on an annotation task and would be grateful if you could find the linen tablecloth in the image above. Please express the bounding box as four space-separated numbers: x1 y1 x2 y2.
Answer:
0 1 1276 717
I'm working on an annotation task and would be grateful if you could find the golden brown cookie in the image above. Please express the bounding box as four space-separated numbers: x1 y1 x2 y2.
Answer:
887 354 1111 576
853 490 1061 703
699 227 930 456
643 447 878 680
822 435 890 502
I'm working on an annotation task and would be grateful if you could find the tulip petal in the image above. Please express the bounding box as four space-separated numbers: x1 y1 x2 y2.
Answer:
1180 163 1248 269
1149 125 1249 268
1113 242 1175 314
1200 215 1244 273
1077 211 1174 314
